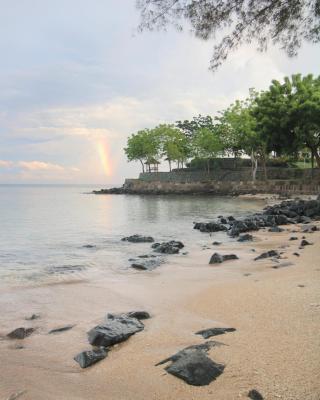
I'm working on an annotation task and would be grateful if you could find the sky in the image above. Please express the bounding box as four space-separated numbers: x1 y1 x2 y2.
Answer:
0 0 319 185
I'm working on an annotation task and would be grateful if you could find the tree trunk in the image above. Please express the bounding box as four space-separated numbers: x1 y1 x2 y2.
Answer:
168 160 172 172
251 150 258 182
139 159 145 173
260 151 268 180
314 149 320 168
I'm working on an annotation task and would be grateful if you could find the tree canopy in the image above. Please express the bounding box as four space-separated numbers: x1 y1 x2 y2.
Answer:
125 73 320 178
136 0 320 70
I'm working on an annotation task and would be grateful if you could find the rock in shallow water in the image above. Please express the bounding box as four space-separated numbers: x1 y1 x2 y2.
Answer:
107 311 150 320
156 341 225 386
121 234 154 243
74 348 108 368
7 327 35 339
195 327 236 338
152 241 184 254
88 314 144 347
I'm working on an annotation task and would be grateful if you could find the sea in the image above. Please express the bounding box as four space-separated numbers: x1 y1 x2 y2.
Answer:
0 184 265 286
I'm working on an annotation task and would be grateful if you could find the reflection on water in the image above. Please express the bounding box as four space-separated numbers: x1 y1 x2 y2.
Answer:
0 185 265 285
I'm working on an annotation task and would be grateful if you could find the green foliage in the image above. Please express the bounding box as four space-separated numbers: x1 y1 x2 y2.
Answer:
125 73 320 174
124 129 161 172
136 1 320 71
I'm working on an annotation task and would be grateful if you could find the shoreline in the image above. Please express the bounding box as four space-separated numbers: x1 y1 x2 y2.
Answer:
1 201 320 399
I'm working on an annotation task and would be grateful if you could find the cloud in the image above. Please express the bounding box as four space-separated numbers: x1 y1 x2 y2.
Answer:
0 160 13 168
17 161 65 171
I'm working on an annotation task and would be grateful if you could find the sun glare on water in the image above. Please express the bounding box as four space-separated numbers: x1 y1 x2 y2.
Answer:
96 140 112 176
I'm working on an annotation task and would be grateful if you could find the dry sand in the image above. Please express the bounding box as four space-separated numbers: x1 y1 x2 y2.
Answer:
0 223 319 400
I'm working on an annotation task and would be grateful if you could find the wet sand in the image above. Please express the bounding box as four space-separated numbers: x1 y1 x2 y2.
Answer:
1 223 320 400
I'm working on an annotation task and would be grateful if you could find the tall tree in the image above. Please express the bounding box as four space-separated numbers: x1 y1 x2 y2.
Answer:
136 0 320 70
192 127 223 172
124 129 161 172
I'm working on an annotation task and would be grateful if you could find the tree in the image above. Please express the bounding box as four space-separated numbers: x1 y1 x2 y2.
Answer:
253 74 320 167
192 127 223 172
136 0 320 70
124 129 161 172
152 124 189 170
217 94 267 181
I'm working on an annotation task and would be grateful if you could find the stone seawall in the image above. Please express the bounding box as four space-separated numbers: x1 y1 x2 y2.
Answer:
123 178 320 196
138 168 320 183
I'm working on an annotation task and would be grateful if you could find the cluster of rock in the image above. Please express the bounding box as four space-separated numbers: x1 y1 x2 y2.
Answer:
74 311 150 368
194 198 320 237
122 235 185 270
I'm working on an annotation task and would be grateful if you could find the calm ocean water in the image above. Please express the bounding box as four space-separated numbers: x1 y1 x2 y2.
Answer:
0 185 264 286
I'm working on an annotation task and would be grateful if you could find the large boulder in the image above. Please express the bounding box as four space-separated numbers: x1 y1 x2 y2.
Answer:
194 222 227 233
156 341 225 386
121 235 154 243
88 314 144 347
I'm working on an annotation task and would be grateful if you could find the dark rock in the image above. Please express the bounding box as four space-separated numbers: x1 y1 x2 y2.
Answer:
156 341 225 386
212 241 222 245
289 237 298 241
293 252 300 257
297 284 305 288
301 239 312 246
7 327 35 339
82 244 96 248
93 187 125 195
107 311 151 320
219 217 228 224
195 327 236 338
131 263 148 270
243 273 252 276
88 314 144 347
209 253 238 264
268 226 284 232
248 389 264 400
152 241 184 254
237 234 253 242
121 235 154 243
228 216 235 221
49 325 74 334
25 314 40 321
74 348 108 368
254 250 279 261
194 222 227 233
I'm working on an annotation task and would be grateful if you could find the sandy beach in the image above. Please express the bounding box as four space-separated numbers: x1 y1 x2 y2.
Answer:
1 220 320 400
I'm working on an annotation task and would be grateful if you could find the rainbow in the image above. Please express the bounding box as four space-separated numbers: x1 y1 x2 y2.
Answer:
96 140 112 176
